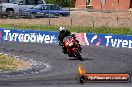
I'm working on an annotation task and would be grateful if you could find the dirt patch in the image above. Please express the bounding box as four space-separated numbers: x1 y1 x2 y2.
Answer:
12 58 32 70
0 11 132 27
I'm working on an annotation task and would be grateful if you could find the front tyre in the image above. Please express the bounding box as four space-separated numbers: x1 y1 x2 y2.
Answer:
6 11 14 18
30 13 36 19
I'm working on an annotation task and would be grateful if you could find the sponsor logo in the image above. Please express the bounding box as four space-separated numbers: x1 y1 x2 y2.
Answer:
84 33 132 48
77 65 130 83
3 30 57 44
90 35 102 46
84 34 102 46
105 36 132 48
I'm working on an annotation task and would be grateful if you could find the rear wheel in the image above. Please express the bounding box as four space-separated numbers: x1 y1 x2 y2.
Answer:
58 13 63 17
74 50 83 61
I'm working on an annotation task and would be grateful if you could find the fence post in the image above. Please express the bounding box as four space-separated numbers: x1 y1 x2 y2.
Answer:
92 21 95 28
71 17 72 26
48 16 51 26
116 16 119 27
48 4 51 26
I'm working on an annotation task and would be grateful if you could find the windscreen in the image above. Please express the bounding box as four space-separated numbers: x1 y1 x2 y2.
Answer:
32 5 42 9
9 0 19 4
63 36 71 42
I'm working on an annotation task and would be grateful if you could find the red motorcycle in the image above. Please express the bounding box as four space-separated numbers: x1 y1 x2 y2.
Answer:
63 36 83 61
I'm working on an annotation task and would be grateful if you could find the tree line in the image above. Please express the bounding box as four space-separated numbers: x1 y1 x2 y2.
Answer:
45 0 75 7
0 0 76 7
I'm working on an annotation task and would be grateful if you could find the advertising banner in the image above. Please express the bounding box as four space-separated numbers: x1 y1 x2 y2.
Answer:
0 28 132 48
0 28 59 44
84 33 132 48
0 28 88 45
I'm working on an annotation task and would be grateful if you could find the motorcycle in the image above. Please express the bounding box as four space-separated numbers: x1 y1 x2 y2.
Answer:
63 36 83 61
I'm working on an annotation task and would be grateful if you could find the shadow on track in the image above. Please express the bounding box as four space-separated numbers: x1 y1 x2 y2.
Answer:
82 57 93 61
68 57 93 61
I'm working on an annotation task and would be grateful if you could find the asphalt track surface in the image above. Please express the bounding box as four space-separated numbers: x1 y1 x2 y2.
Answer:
0 41 131 87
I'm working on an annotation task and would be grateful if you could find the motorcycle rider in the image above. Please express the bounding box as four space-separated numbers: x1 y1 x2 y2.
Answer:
58 26 80 54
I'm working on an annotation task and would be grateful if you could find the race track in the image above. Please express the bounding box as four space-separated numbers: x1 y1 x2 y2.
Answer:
0 41 131 87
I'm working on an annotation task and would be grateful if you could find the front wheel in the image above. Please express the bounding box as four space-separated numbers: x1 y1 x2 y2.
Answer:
6 11 14 18
30 13 36 19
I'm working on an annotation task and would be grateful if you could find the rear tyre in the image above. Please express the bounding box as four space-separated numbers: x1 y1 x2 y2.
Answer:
58 13 63 17
74 50 83 61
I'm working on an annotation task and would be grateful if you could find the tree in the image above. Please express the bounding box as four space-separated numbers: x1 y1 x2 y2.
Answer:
45 0 75 7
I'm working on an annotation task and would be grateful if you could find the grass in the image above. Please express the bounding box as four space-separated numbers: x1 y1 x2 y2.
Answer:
0 24 132 35
0 53 32 72
0 54 17 72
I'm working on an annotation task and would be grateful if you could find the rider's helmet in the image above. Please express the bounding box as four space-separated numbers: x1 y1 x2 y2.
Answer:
59 26 66 35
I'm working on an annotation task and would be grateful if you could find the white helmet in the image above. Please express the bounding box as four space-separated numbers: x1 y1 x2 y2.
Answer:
59 26 66 31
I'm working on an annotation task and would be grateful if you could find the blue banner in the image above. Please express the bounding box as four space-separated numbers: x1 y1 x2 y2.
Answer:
0 28 59 44
84 33 132 48
0 28 132 48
